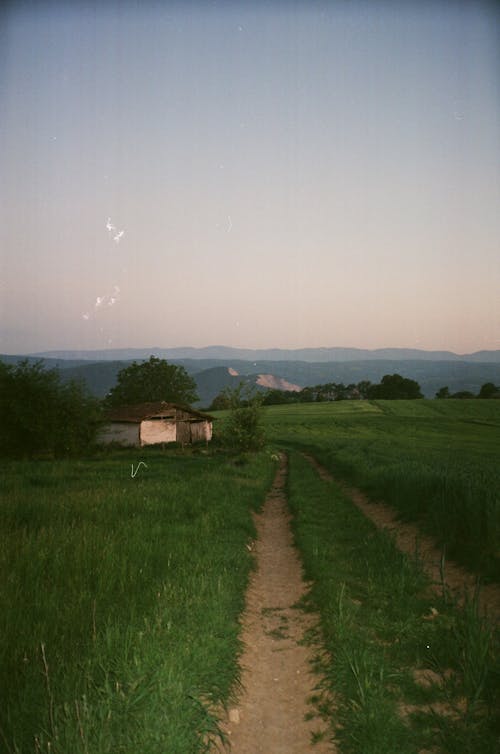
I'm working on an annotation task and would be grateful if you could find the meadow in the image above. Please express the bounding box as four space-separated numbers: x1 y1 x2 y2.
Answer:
2 399 499 753
0 448 276 753
287 451 499 754
267 400 500 750
264 399 500 581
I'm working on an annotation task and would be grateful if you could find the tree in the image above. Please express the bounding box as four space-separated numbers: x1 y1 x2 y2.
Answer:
0 360 101 457
299 386 315 403
357 380 372 399
450 390 475 399
219 384 265 452
435 386 450 399
367 374 422 400
261 389 294 406
478 382 499 399
104 356 198 407
209 391 233 411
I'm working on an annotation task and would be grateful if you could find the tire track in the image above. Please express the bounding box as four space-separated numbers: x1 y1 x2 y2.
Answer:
303 453 500 623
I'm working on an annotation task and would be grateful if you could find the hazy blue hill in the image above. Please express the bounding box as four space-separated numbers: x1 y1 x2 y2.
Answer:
287 359 500 398
188 359 500 399
191 366 240 406
0 354 92 369
465 350 500 363
57 362 264 405
29 346 500 363
58 361 136 397
3 351 500 403
59 358 500 402
55 361 243 400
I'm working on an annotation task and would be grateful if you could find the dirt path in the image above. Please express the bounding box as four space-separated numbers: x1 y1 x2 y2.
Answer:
304 453 500 624
214 455 334 753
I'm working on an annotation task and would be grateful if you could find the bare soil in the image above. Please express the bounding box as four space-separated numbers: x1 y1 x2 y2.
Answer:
213 454 335 753
304 453 500 624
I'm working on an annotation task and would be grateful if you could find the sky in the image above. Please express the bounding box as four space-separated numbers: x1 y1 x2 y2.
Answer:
1 0 499 355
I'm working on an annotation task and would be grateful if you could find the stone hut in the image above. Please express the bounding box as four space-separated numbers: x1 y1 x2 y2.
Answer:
102 401 213 447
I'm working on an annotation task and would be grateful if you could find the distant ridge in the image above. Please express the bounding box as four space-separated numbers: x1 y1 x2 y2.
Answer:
2 351 500 403
26 346 500 363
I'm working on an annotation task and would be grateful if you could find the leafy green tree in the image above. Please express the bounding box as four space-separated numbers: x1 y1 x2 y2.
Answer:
450 390 475 399
262 389 290 406
367 374 422 400
105 356 198 407
478 382 499 399
299 386 315 403
314 382 338 401
209 391 233 411
333 383 349 401
357 380 372 399
0 360 101 457
219 384 265 452
435 386 450 399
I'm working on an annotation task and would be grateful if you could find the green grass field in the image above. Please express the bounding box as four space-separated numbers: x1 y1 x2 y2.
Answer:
264 399 500 581
2 399 499 753
0 447 276 753
287 451 499 754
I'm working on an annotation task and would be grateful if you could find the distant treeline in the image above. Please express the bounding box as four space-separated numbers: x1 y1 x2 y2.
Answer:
211 374 500 409
266 373 423 403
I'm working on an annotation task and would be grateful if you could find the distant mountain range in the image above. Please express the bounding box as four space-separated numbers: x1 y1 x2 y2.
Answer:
2 346 500 406
24 346 500 363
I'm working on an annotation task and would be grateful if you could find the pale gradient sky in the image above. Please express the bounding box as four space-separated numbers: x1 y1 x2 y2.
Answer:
1 1 499 355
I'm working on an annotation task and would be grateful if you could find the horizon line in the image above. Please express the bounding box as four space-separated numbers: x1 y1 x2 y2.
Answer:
3 344 500 359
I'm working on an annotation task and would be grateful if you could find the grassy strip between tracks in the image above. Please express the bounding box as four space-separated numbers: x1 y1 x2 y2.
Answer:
287 451 500 754
0 447 276 754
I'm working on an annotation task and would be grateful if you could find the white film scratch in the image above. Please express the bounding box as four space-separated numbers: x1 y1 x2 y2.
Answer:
131 462 148 478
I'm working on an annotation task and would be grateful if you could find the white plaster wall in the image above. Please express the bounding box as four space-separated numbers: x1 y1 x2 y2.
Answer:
140 420 177 446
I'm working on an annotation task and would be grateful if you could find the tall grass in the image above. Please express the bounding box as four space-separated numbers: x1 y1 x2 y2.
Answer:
287 451 500 754
265 400 500 580
0 448 276 753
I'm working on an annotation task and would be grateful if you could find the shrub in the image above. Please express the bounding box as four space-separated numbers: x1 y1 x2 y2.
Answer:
0 360 101 457
219 384 265 452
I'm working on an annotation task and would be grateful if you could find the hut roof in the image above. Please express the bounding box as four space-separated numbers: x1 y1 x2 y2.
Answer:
105 401 214 423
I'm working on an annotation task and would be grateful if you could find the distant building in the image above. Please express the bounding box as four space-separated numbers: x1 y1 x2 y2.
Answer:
101 402 214 447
